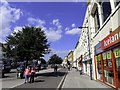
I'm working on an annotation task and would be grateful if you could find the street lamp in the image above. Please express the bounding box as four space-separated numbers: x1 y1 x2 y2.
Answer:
78 26 92 80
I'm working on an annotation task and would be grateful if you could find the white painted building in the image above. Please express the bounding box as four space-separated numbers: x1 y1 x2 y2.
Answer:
0 43 2 59
78 0 120 89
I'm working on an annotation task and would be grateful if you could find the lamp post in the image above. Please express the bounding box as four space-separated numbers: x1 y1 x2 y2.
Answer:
78 26 92 80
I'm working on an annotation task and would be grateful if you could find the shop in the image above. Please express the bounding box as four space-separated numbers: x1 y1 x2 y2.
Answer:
94 26 120 89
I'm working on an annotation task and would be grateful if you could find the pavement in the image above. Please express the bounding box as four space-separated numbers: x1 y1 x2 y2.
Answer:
62 68 114 89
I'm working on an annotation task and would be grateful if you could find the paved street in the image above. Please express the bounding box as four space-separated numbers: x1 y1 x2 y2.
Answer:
62 68 113 89
1 68 67 89
2 69 17 81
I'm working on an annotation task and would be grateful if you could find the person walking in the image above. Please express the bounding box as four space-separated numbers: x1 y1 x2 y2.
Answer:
24 66 30 83
67 60 70 71
54 65 58 73
29 67 36 83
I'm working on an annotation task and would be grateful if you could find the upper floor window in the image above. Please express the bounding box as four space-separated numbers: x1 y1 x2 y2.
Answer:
93 7 100 32
101 2 111 22
115 0 120 7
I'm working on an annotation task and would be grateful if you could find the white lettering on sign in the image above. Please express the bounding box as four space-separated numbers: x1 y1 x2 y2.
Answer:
103 32 120 47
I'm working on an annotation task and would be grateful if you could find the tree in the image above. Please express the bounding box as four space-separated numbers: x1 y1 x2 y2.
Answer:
48 54 63 64
4 26 50 64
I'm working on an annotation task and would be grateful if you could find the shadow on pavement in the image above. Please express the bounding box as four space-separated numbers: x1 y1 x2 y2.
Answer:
36 71 66 77
34 79 45 83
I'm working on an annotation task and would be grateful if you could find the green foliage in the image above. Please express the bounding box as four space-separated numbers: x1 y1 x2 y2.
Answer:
48 54 63 64
4 26 50 63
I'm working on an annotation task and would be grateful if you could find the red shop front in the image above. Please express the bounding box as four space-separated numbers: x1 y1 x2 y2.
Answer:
94 26 120 89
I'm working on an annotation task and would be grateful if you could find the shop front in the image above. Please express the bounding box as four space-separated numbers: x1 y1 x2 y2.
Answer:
94 26 120 89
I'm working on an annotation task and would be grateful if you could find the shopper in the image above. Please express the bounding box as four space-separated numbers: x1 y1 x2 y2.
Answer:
30 67 36 83
24 66 30 83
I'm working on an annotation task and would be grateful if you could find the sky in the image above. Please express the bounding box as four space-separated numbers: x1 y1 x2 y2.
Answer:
0 0 87 60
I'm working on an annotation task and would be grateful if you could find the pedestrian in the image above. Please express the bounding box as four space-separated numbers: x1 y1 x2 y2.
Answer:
24 66 30 83
30 67 36 83
67 60 70 71
79 66 82 75
54 65 58 73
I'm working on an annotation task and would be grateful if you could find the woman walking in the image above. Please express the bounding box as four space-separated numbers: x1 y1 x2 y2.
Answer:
24 66 30 83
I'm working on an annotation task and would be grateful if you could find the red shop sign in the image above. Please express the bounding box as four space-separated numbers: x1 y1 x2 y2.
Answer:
101 26 120 50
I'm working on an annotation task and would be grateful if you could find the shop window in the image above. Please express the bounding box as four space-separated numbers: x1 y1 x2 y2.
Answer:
101 2 111 22
102 52 107 67
103 51 114 85
113 47 120 87
115 0 120 7
96 55 102 80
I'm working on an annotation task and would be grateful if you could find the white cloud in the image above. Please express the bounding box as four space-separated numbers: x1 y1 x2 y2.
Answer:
65 27 69 31
27 17 63 42
65 28 81 35
0 0 22 43
27 17 45 27
45 19 62 42
52 19 59 26
13 26 23 33
72 23 76 28
45 30 62 42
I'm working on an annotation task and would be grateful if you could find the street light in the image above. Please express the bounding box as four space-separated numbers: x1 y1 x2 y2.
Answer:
78 26 92 80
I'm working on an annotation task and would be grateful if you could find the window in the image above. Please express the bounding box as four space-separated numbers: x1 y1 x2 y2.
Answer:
115 0 120 7
93 7 100 31
102 2 111 22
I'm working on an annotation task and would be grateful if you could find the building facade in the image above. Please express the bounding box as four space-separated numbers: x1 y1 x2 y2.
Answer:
88 0 120 89
73 0 120 89
67 51 74 66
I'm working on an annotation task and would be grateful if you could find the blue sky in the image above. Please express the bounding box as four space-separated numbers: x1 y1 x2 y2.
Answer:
0 0 87 60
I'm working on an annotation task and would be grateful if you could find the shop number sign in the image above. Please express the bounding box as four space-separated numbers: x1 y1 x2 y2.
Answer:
113 48 120 58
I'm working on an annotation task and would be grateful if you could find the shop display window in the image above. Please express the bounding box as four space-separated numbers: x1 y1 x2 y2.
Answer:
103 51 114 85
96 55 102 75
113 47 120 87
96 57 102 80
102 52 107 67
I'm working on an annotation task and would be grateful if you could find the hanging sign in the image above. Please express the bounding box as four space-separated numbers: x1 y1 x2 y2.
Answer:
107 51 112 59
113 48 120 58
102 53 106 60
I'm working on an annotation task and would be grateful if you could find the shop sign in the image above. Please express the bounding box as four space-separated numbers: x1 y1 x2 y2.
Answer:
113 48 120 58
101 26 120 50
94 42 103 54
102 53 106 60
107 51 112 59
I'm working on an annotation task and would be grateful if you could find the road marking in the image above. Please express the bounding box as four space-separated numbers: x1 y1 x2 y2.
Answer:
56 69 68 90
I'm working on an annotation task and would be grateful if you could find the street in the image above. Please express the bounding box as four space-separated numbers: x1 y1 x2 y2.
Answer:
2 68 67 89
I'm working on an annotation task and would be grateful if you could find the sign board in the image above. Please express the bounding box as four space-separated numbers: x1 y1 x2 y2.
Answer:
101 26 120 50
94 41 103 55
